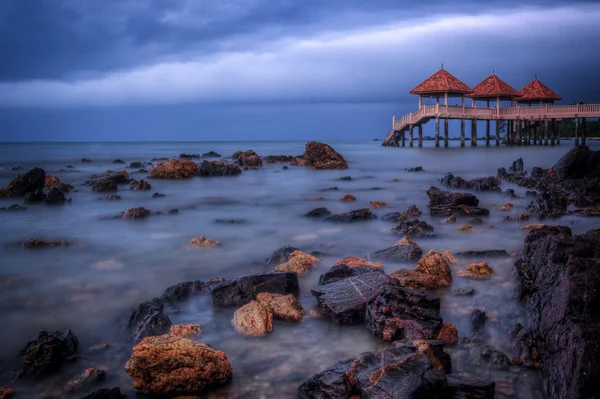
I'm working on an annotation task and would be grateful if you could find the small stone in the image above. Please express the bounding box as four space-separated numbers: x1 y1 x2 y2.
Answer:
274 250 319 274
340 194 356 201
369 200 387 208
457 224 474 232
500 202 514 211
232 300 273 336
436 323 459 345
152 192 166 198
129 179 152 191
169 324 201 338
457 262 494 279
453 288 474 296
106 195 121 200
309 196 324 201
187 236 221 248
256 292 304 322
442 215 456 224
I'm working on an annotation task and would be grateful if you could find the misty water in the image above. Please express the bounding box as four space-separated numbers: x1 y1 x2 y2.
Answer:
1 140 598 398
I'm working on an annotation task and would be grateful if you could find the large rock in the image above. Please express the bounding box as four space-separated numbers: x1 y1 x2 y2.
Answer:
23 190 46 204
18 330 78 377
44 175 73 192
391 219 436 238
126 298 172 341
371 236 423 262
322 208 376 223
427 186 489 217
256 292 305 322
125 334 232 394
365 281 442 341
232 300 273 336
198 160 242 176
148 159 198 179
232 150 262 167
514 226 600 399
45 187 68 204
441 174 501 192
318 264 384 286
85 171 130 186
551 145 600 179
265 245 300 267
3 167 46 197
311 272 392 324
301 141 348 170
211 272 299 307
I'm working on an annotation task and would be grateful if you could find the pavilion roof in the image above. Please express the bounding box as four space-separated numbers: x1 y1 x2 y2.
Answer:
466 73 519 99
410 68 472 95
516 78 562 102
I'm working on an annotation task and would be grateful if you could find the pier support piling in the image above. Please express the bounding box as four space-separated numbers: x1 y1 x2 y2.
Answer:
471 119 477 147
550 119 555 146
582 117 587 145
418 125 423 147
444 118 449 148
409 124 414 147
556 120 561 145
401 131 406 147
435 117 440 148
495 120 500 146
485 120 490 146
538 122 543 146
575 118 579 146
460 119 465 147
544 118 549 146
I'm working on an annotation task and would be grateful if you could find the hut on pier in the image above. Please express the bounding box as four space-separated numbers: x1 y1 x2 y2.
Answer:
515 78 562 106
410 67 472 108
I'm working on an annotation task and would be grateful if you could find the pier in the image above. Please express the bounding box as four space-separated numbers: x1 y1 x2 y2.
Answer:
383 67 600 147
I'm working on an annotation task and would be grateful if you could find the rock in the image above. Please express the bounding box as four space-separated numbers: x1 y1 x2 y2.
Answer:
86 171 130 186
187 236 221 248
510 157 524 173
129 179 152 191
457 262 494 279
198 160 242 176
169 324 202 338
441 215 456 224
323 208 376 223
113 159 126 164
179 154 200 159
333 256 382 269
202 151 222 158
263 155 294 163
148 159 198 179
304 207 331 218
283 166 289 170
214 218 245 224
274 250 319 274
369 200 387 208
152 192 165 198
265 246 300 267
520 223 546 230
469 217 484 225
80 388 123 399
81 158 93 163
505 188 518 198
0 387 13 399
64 368 107 392
300 141 348 170
129 161 143 168
232 150 262 167
211 272 299 307
455 249 508 257
18 330 78 377
392 219 435 238
125 334 232 394
457 224 474 232
398 204 421 220
406 166 423 172
514 226 600 398
93 180 118 193
436 323 459 346
318 264 384 285
500 202 513 211
394 340 452 373
311 272 392 324
472 344 511 370
232 300 273 336
256 292 305 322
551 145 600 179
446 375 495 399
526 190 538 197
161 278 225 303
411 250 453 288
516 213 529 221
440 174 501 192
3 167 46 196
381 212 403 222
365 281 442 341
126 298 172 341
167 208 178 215
453 288 474 296
44 176 73 192
291 156 308 166
119 207 152 219
22 238 69 248
371 236 423 262
470 309 487 336
340 194 356 201
46 187 69 204
0 204 26 212
319 186 339 192
336 176 352 181
427 186 480 207
23 190 46 204
106 195 121 200
510 323 540 368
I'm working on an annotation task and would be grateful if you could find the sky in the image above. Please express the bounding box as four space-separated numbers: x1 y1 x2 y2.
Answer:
0 0 599 142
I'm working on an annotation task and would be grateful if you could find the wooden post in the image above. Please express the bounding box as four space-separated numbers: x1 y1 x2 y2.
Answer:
485 100 490 146
471 119 477 147
418 125 423 147
550 119 555 146
435 117 440 148
495 120 500 146
460 119 465 147
401 130 406 147
409 124 414 147
575 118 579 146
538 122 543 146
444 118 449 148
544 118 549 146
582 117 587 145
516 120 521 145
524 121 529 145
532 122 537 145
556 120 561 145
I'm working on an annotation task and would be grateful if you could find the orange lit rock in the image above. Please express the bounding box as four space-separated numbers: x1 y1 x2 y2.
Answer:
500 203 514 211
232 301 273 336
457 262 494 279
169 324 201 339
188 236 221 248
340 194 356 201
148 159 198 179
256 293 304 322
274 250 319 274
457 224 474 232
369 201 387 208
436 323 459 345
333 256 383 269
441 215 457 224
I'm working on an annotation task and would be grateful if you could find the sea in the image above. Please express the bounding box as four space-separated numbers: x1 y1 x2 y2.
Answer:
1 140 598 398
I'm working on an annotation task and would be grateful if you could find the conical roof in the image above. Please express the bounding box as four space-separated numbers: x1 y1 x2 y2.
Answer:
410 68 472 95
466 73 519 99
516 78 561 102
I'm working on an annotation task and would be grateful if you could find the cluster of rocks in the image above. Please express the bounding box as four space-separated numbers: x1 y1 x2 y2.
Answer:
179 151 222 159
292 141 348 169
427 186 490 217
370 236 423 262
232 150 263 167
440 173 501 192
116 207 178 219
0 167 71 205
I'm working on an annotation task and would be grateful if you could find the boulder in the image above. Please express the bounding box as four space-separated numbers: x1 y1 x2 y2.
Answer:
129 161 143 168
318 264 384 285
427 186 479 208
304 207 331 218
129 179 152 191
300 141 348 170
400 204 422 220
169 324 201 338
265 246 300 267
369 200 387 208
232 300 273 336
64 368 106 392
392 219 435 238
413 251 453 287
263 155 294 163
456 249 508 257
470 309 487 337
80 388 123 399
365 281 442 341
23 190 46 204
274 250 320 274
457 262 494 279
256 292 305 322
187 236 221 247
4 167 45 196
148 159 198 179
371 236 423 262
44 176 73 192
202 151 222 158
436 323 459 346
510 157 524 173
86 171 130 186
197 160 242 176
93 180 118 193
22 238 69 248
551 145 600 179
340 193 356 201
323 208 376 222
211 272 299 307
161 278 225 303
126 298 172 341
290 156 308 166
232 150 262 167
119 207 152 219
18 330 78 377
333 256 382 269
440 174 501 192
124 335 232 394
45 187 69 204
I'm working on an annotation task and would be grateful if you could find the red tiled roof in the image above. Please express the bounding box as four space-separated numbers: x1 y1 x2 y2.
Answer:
516 78 562 102
466 73 519 99
410 68 472 95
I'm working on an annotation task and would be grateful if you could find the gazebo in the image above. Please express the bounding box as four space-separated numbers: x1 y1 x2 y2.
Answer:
515 77 562 106
410 66 472 108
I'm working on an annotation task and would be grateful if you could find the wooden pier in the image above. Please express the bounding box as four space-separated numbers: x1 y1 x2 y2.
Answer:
383 68 600 147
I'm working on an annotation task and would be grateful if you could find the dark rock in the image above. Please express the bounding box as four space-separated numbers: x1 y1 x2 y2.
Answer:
469 217 484 225
365 281 442 340
263 155 294 163
129 162 143 168
510 323 540 368
23 190 46 204
113 159 126 164
526 190 538 197
525 189 569 219
45 188 68 204
0 204 26 212
179 153 200 159
4 167 46 196
504 188 518 198
81 158 93 163
151 192 165 198
336 176 352 181
406 166 423 172
232 150 262 167
318 264 384 285
470 309 487 337
304 207 331 218
92 180 118 193
118 207 152 219
18 330 78 377
381 212 403 222
211 272 299 307
198 160 242 176
427 186 479 207
283 166 288 170
472 344 511 370
453 288 474 296
300 141 348 170
510 157 524 173
440 174 501 192
86 171 130 186
551 145 600 179
371 238 423 262
311 272 392 324
22 238 69 248
129 179 152 191
65 368 107 392
323 208 376 223
446 375 495 398
167 208 178 215
456 249 508 257
202 151 222 158
106 195 121 200
318 186 339 192
393 340 452 374
126 298 172 341
79 387 124 399
392 219 435 238
297 358 354 399
265 245 300 267
161 278 225 303
214 218 246 224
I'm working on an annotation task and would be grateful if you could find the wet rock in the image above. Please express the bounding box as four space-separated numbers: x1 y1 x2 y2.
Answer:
0 204 26 212
274 250 319 274
318 264 384 285
18 330 78 377
500 202 513 211
93 180 118 193
457 224 474 232
470 309 487 336
179 154 200 159
86 171 130 186
300 141 348 170
211 272 299 307
323 208 376 223
311 272 392 324
427 186 489 217
371 236 423 262
446 375 495 399
441 215 456 224
105 195 121 201
23 189 46 204
65 368 107 392
469 217 484 225
3 167 46 196
551 145 600 179
394 340 452 373
381 211 403 222
129 179 152 191
256 292 305 322
291 156 308 166
406 166 423 172
472 344 511 370
510 323 540 368
151 192 165 198
510 157 524 173
340 193 356 201
44 175 73 192
232 150 262 167
80 387 123 399
400 204 422 220
187 236 222 247
202 151 222 158
198 160 242 176
81 158 93 163
232 300 273 336
0 386 13 399
504 188 518 198
22 238 69 248
441 173 501 192
263 155 294 163
457 262 494 279
119 207 152 219
148 159 198 179
369 200 387 208
126 298 172 341
365 281 442 341
129 161 143 168
161 279 225 303
453 288 474 296
304 207 331 218
392 219 435 238
336 176 352 181
456 249 508 257
390 250 453 291
436 323 459 346
516 212 529 221
333 256 382 269
45 187 68 204
265 245 300 267
169 324 201 339
125 334 232 394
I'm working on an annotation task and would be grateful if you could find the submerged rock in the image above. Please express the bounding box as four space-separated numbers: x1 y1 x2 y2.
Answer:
442 215 456 224
64 368 107 393
0 204 26 212
470 309 487 337
472 344 511 370
202 151 222 158
232 150 262 167
392 219 435 238
457 262 494 279
129 179 152 191
126 298 172 341
18 330 78 377
300 141 348 170
274 250 319 274
441 173 501 192
340 193 356 201
148 159 198 179
161 278 225 303
323 208 376 223
304 207 331 218
151 192 165 198
197 160 242 176
211 272 299 307
92 180 118 193
457 224 474 232
263 155 294 163
2 167 45 197
187 236 221 248
125 334 232 394
371 236 423 262
406 166 423 172
369 200 387 208
118 207 152 219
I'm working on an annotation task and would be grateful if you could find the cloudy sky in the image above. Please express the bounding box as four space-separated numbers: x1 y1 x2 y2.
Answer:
0 0 599 141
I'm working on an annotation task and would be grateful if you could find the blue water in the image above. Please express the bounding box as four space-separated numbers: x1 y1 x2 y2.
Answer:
0 140 597 398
